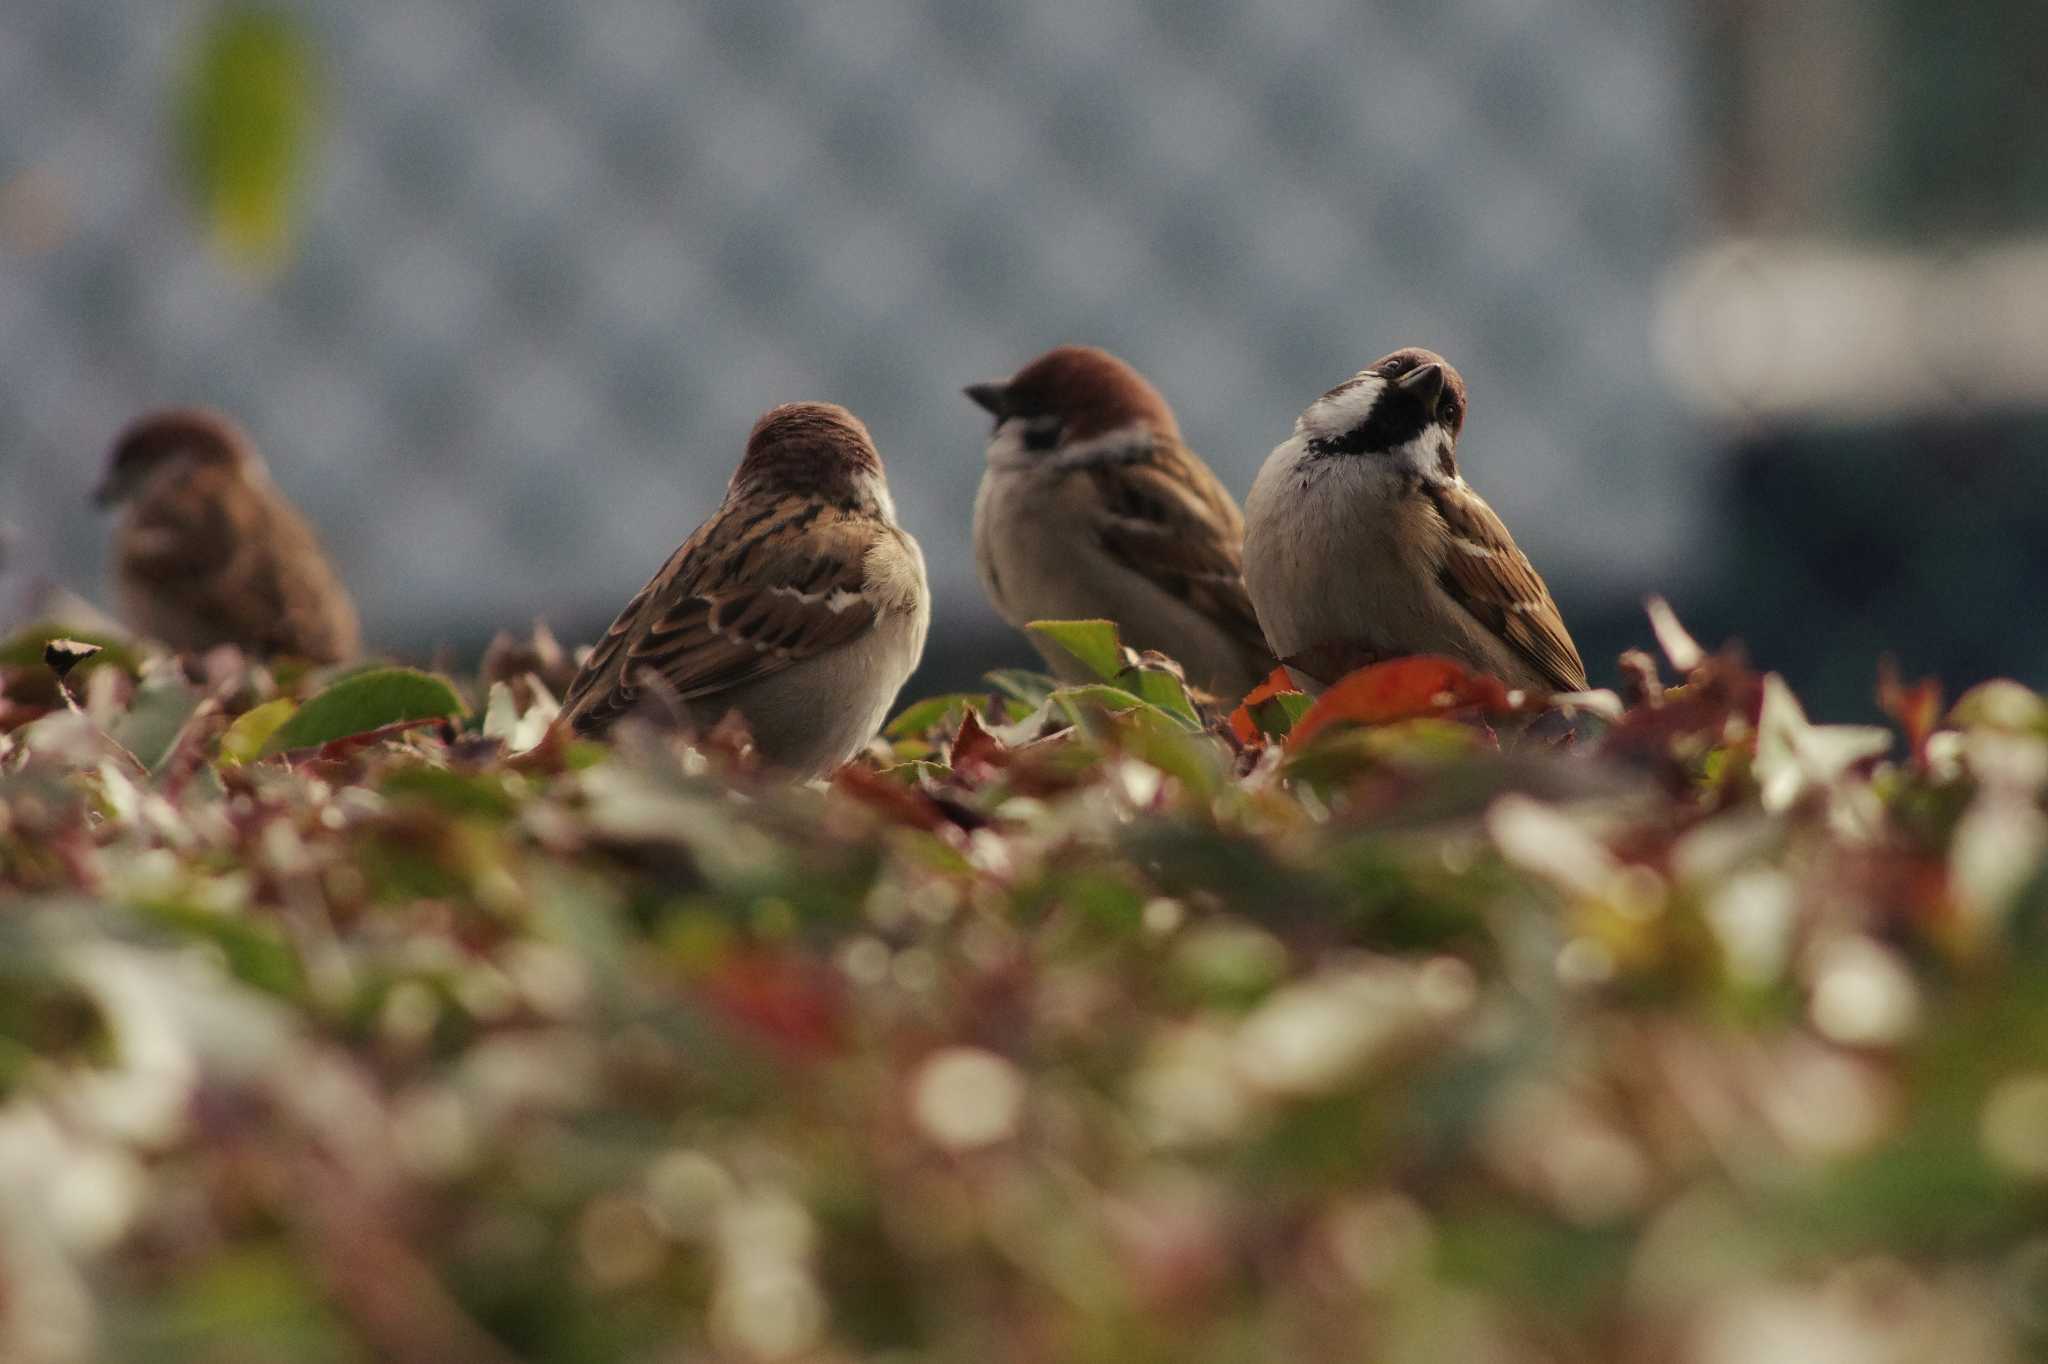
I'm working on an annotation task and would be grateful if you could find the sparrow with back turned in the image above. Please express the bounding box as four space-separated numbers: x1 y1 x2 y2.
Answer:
965 345 1274 700
1242 348 1586 695
556 401 930 777
94 407 361 663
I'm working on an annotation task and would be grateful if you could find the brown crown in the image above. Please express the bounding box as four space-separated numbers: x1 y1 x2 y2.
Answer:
96 406 260 505
735 401 884 497
106 406 257 475
1000 345 1180 442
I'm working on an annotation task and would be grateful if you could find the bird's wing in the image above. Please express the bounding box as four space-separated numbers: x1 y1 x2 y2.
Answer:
121 466 311 645
1423 478 1588 692
1071 439 1272 666
560 499 894 734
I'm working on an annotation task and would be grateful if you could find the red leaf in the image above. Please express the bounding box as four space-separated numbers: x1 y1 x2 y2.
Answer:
1877 657 1942 768
700 949 844 1058
1286 655 1514 749
1227 666 1300 745
948 707 1008 780
1599 649 1764 787
831 762 954 831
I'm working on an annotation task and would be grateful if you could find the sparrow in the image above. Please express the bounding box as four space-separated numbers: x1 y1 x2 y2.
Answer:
1242 348 1587 695
965 345 1273 700
555 401 930 777
94 407 361 663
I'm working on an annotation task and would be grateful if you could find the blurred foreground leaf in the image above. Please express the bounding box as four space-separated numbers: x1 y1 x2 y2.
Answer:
5 606 2048 1361
218 697 296 763
110 676 202 771
175 5 318 273
262 667 463 753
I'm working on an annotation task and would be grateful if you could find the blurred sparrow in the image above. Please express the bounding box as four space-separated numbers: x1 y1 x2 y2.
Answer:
556 401 930 776
965 345 1273 699
1243 348 1587 694
94 407 361 663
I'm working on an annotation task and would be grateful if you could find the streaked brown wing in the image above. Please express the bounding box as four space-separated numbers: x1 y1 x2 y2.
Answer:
1425 480 1588 693
561 500 881 734
1081 442 1272 665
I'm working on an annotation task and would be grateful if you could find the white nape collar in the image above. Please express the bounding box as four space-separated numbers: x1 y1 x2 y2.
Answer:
1049 420 1155 469
986 417 1154 473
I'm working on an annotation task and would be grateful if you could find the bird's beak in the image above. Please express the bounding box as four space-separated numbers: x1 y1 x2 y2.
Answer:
963 382 1009 418
1394 362 1446 406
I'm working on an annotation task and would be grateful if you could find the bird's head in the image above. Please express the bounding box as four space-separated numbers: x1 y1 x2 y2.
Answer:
734 401 891 513
965 345 1179 464
94 407 258 508
1296 347 1468 479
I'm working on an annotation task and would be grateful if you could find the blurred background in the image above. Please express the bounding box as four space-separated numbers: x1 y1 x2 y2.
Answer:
0 0 2042 717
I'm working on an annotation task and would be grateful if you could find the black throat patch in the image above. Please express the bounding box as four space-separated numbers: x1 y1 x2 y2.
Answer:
1306 395 1434 461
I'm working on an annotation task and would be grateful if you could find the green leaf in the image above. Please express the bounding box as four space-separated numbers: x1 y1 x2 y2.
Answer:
1170 923 1291 1005
1113 663 1201 727
176 6 319 272
1116 705 1228 796
137 902 304 1000
217 697 296 764
110 677 202 772
985 668 1057 714
1050 683 1188 730
884 693 981 739
378 764 516 819
261 667 465 754
1250 690 1313 738
0 622 139 676
1026 619 1124 682
128 1245 350 1361
1050 868 1147 934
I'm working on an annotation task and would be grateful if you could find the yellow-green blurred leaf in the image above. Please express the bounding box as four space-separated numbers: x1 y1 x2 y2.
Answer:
176 6 318 273
217 697 296 764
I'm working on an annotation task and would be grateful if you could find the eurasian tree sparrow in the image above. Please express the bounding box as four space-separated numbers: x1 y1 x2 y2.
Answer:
966 345 1273 700
94 407 361 663
556 401 930 776
1243 348 1587 694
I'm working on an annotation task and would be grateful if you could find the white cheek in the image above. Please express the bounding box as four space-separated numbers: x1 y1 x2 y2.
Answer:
1388 425 1452 479
984 419 1032 470
1299 376 1386 441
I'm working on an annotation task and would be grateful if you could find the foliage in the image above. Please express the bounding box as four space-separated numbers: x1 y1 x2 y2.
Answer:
175 5 319 273
2 615 2047 1363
